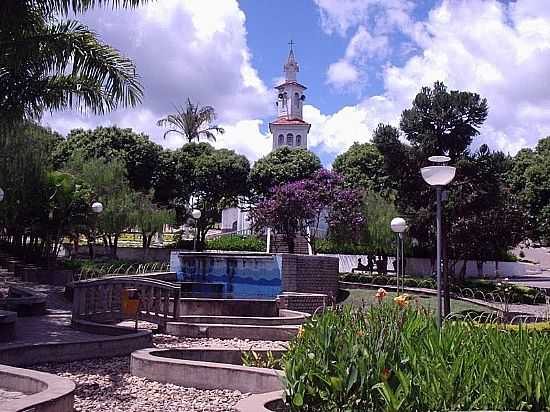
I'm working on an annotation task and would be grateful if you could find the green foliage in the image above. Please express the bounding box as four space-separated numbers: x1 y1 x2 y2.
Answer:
241 350 282 369
157 98 225 143
249 146 322 197
181 143 250 246
0 1 146 122
285 304 550 411
206 236 266 252
55 127 163 192
315 240 372 255
361 192 399 256
509 137 550 245
129 192 175 249
332 142 390 193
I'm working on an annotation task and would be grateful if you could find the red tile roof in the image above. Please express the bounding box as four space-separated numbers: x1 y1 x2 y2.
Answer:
269 117 310 125
275 80 307 90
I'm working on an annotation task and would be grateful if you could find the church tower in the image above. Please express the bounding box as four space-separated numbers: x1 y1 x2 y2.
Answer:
269 43 311 150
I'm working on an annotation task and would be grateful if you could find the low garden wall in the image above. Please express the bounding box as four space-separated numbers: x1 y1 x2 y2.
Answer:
131 348 284 394
322 253 537 278
0 321 152 367
0 364 75 412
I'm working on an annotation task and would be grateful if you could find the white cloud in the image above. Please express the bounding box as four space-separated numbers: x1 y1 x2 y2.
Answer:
43 0 272 160
326 60 360 89
315 0 550 155
214 119 271 162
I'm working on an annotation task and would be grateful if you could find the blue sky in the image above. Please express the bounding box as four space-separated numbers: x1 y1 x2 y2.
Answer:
44 0 550 166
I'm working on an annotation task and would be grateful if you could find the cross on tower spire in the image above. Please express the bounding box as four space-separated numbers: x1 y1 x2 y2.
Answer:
288 39 295 52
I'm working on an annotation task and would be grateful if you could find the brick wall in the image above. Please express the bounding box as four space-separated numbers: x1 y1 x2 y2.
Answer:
278 292 329 314
281 254 339 298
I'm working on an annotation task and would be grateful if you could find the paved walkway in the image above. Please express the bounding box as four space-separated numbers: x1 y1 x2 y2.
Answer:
0 274 121 350
508 246 550 288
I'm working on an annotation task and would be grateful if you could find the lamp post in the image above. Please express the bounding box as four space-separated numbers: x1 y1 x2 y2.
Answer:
421 156 456 328
390 217 407 294
192 209 201 251
89 201 103 259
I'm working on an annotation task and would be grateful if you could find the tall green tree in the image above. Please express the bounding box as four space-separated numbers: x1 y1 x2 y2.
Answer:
400 81 488 159
332 142 390 194
0 0 148 123
374 82 523 315
509 137 550 245
157 98 225 144
249 146 322 197
130 192 175 250
184 143 250 246
67 155 135 258
55 126 163 192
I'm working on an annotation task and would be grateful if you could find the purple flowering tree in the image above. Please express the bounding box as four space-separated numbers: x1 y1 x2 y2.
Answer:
250 169 364 254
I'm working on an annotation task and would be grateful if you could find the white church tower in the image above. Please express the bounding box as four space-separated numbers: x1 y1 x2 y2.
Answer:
269 42 311 150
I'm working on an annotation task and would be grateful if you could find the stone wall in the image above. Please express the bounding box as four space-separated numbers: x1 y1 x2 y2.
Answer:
280 254 339 298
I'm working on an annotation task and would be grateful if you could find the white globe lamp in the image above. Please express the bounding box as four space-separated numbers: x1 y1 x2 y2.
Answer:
0 188 4 202
191 209 202 220
91 201 103 214
390 217 407 234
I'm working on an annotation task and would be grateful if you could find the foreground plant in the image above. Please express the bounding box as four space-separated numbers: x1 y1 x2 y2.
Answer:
284 303 550 411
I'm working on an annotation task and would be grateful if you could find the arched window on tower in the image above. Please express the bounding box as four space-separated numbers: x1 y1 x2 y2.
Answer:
278 134 284 146
295 135 302 146
294 92 300 107
286 133 294 146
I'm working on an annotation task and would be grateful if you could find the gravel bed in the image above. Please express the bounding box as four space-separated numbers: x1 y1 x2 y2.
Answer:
34 356 248 412
153 334 289 351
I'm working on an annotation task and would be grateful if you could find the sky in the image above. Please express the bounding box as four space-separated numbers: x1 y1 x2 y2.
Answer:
43 0 550 166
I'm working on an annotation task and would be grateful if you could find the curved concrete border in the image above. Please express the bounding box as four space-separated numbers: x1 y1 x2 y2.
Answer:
131 348 284 394
176 309 308 326
0 320 152 367
165 321 299 340
235 390 284 412
0 364 75 412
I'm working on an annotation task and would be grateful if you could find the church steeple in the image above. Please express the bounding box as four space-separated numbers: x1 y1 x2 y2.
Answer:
269 42 311 151
284 40 299 81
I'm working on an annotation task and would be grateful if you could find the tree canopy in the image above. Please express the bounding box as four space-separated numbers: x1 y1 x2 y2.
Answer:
157 98 225 144
249 146 322 197
55 126 163 192
332 142 389 193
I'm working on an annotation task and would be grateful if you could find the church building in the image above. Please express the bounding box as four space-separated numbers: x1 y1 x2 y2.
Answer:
220 44 311 233
269 44 311 150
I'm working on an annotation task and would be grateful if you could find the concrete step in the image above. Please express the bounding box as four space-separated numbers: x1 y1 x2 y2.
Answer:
165 322 299 341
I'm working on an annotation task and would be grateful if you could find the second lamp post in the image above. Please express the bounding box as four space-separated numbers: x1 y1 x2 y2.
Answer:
420 156 456 328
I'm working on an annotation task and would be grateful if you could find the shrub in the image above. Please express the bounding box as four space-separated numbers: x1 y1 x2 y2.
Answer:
284 303 550 411
206 235 266 252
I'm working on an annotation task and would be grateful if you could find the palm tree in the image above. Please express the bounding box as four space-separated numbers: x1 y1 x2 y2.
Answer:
0 0 150 123
157 99 225 143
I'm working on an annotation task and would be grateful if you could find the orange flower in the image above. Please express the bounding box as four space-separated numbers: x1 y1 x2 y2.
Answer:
381 367 391 381
375 288 387 302
394 294 409 307
357 330 365 337
297 326 304 338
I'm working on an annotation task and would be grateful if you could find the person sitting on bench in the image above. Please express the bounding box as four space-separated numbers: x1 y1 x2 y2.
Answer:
352 258 369 273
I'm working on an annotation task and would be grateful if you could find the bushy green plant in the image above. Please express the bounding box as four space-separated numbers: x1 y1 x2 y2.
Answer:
241 350 282 369
284 303 550 411
206 235 266 252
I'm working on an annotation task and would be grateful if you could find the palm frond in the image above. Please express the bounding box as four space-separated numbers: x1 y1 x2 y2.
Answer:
0 19 142 119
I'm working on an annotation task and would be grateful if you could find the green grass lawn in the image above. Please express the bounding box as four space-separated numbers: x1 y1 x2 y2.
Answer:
339 288 491 314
